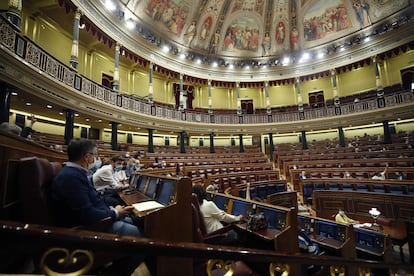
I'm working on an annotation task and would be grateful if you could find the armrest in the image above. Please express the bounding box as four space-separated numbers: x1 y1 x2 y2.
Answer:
203 224 234 243
72 217 113 232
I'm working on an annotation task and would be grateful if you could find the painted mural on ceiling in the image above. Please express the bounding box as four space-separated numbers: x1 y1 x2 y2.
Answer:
126 0 409 58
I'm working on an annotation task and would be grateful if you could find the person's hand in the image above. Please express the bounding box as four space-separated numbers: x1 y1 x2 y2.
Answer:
30 115 37 125
115 205 133 218
239 215 244 222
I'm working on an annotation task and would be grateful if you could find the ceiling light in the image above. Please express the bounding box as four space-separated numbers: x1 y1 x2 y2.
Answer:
59 112 64 115
46 104 52 109
11 92 18 96
85 118 90 122
229 64 234 69
25 102 31 106
317 52 325 59
126 20 135 30
364 36 371 42
104 0 116 11
162 45 170 53
282 57 290 66
212 62 218 67
98 119 102 122
74 113 79 117
179 53 186 59
196 58 201 64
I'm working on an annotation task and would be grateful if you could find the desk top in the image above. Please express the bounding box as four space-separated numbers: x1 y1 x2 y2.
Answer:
234 223 281 241
310 234 345 250
119 191 164 217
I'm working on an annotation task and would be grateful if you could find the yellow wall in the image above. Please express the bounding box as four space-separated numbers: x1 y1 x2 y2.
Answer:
300 77 333 103
385 50 414 86
337 66 376 96
269 85 295 107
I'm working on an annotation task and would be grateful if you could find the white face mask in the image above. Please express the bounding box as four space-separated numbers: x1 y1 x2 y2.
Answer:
88 157 100 170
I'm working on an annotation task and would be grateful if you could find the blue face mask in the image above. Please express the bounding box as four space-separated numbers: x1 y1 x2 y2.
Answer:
88 157 101 170
94 159 102 169
114 164 123 172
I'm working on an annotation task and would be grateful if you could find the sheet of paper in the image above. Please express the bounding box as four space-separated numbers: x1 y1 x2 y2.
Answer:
133 201 164 212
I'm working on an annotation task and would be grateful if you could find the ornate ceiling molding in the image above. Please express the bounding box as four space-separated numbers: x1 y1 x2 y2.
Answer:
71 0 414 82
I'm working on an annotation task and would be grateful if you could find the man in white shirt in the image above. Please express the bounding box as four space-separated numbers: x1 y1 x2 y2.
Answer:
371 165 387 180
93 155 129 191
93 155 128 206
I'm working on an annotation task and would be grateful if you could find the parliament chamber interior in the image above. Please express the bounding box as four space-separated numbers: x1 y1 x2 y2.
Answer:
1 0 414 275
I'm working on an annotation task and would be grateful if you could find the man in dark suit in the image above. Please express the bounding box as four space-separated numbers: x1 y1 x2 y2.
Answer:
50 138 141 236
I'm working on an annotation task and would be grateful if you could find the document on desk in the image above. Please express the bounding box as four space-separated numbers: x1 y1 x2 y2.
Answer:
133 201 164 212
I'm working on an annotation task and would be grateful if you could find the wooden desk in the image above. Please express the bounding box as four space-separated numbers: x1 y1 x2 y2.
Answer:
310 234 345 250
359 220 407 262
119 174 194 276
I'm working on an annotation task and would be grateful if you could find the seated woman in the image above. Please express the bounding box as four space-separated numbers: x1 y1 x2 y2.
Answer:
192 184 244 246
335 209 359 224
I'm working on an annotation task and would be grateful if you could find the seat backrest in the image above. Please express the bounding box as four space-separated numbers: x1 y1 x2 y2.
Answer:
17 157 62 225
191 193 208 238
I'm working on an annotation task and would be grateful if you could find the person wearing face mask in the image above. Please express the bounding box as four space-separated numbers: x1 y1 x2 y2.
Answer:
93 155 129 206
50 139 139 233
50 138 147 275
335 209 359 224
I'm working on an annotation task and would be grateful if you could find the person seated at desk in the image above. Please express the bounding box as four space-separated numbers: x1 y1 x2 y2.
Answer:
335 209 359 224
0 115 36 138
394 171 406 180
50 138 148 275
299 170 307 180
371 165 388 180
93 155 128 206
192 184 243 246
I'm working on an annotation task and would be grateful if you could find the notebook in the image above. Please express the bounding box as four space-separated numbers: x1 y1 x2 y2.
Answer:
133 200 164 212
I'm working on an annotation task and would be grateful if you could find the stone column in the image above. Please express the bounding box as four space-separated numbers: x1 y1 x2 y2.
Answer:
208 79 212 114
6 0 22 32
373 56 385 108
236 82 241 115
0 82 12 123
338 126 345 147
383 120 392 144
209 132 215 153
113 42 120 91
179 73 184 111
331 69 341 115
148 128 154 153
64 109 75 145
301 130 308 150
111 122 118 150
70 9 81 70
269 133 274 161
239 134 244 153
180 131 186 153
296 77 304 120
148 61 153 104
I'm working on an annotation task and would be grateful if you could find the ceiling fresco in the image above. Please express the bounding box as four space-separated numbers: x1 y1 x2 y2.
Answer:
123 0 409 59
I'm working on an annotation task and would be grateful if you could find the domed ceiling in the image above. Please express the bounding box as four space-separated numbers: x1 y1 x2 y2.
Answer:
73 0 413 81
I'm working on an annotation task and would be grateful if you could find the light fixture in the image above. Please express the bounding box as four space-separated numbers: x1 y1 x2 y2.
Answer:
369 207 382 230
46 104 53 109
25 102 31 106
11 92 18 96
104 0 116 11
125 20 135 30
